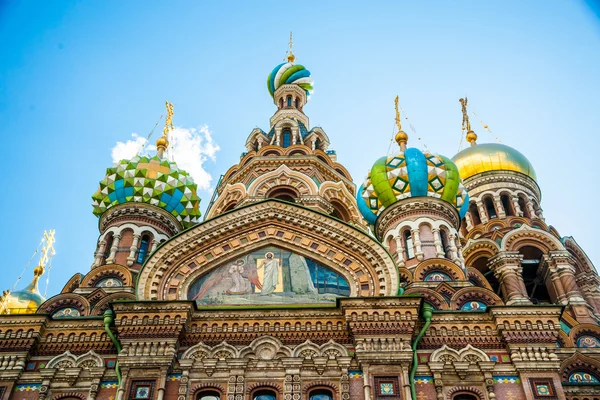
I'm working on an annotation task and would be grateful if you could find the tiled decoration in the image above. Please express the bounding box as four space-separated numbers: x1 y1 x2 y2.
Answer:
358 149 469 225
92 155 200 228
129 380 155 399
568 371 600 383
529 379 558 399
494 376 521 384
13 384 41 392
348 370 363 379
576 335 600 348
100 381 118 389
52 307 81 318
424 272 451 282
96 277 123 288
374 376 399 399
461 301 487 311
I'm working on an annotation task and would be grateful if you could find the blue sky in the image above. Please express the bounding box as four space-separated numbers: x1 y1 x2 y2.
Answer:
1 1 599 297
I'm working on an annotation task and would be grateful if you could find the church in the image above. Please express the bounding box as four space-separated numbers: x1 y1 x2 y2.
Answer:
1 39 599 400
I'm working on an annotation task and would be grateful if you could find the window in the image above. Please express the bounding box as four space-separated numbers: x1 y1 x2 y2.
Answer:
279 98 283 108
501 194 513 216
440 229 451 258
282 129 291 148
404 230 415 259
453 394 479 400
136 235 150 264
287 96 292 107
518 195 530 218
253 389 277 400
520 246 552 304
484 197 497 219
314 138 320 150
469 202 481 225
197 390 221 400
309 389 333 400
295 97 299 108
103 234 113 260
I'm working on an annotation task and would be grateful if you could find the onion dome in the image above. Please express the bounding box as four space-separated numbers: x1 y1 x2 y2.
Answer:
358 150 469 225
91 155 201 228
357 97 469 225
267 62 314 99
3 266 45 314
452 142 537 181
452 97 536 181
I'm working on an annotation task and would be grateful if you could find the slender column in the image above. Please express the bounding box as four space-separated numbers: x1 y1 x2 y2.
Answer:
464 211 474 230
548 251 586 303
362 363 372 400
526 199 537 218
448 233 460 265
93 239 107 267
488 252 531 305
126 234 141 266
477 201 489 224
411 228 424 261
546 261 568 305
106 234 121 264
292 127 299 144
493 195 506 218
512 195 523 217
311 138 316 151
432 228 444 257
394 235 406 267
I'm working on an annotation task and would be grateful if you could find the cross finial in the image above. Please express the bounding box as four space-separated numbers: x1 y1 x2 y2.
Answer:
286 32 295 63
460 97 477 146
394 96 408 150
38 230 55 272
157 101 174 157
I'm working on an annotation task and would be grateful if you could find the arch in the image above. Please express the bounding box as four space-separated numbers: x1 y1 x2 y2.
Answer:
282 128 292 148
501 224 564 252
518 194 531 218
247 382 283 395
450 286 503 310
247 164 319 198
519 245 553 304
37 293 91 317
51 394 87 400
205 182 247 219
561 352 600 382
61 273 82 294
404 288 448 310
501 193 514 216
465 267 492 290
483 196 498 219
570 325 600 348
80 263 133 287
468 202 481 226
181 342 213 360
137 200 398 301
239 336 292 359
307 388 335 400
446 387 486 400
91 292 136 316
266 186 299 202
431 344 490 363
414 259 466 282
190 384 227 398
195 390 222 400
257 145 284 157
136 232 153 264
564 237 596 274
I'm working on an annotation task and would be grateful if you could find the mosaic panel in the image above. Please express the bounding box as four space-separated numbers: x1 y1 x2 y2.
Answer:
461 301 487 311
569 371 600 383
96 277 123 288
577 335 600 348
52 307 81 318
424 272 451 282
188 246 350 305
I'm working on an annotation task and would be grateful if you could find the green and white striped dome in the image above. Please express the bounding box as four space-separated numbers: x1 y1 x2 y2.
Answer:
91 155 201 228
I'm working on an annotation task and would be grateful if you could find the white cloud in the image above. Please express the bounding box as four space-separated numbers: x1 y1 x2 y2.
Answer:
111 133 146 163
110 125 220 191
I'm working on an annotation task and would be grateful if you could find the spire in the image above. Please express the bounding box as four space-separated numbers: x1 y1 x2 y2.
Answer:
285 32 295 63
394 96 408 151
157 101 174 157
460 97 478 146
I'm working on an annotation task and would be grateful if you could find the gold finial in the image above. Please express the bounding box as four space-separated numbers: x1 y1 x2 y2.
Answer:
157 101 174 157
33 230 55 280
286 32 295 63
460 97 477 146
394 96 408 150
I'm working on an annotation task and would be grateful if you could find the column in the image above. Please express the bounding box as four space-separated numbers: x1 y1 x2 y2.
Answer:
477 201 489 224
432 228 445 258
106 234 121 264
493 195 506 218
526 199 537 218
126 234 141 266
548 251 585 303
512 195 523 217
394 236 406 268
464 212 474 230
448 233 460 266
93 239 107 267
488 252 531 305
411 228 424 261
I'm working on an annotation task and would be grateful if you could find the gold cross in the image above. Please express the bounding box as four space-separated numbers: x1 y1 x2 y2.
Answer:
163 101 174 136
39 230 55 269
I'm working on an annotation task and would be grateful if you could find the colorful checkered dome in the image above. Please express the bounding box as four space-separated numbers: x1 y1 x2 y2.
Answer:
357 148 469 225
91 155 201 228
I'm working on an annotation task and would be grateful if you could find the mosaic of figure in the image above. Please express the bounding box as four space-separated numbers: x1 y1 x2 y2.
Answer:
569 371 600 383
188 246 349 305
52 307 81 318
577 335 600 348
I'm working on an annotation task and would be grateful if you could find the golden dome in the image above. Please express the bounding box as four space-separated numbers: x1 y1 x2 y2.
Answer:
452 143 537 181
3 282 45 315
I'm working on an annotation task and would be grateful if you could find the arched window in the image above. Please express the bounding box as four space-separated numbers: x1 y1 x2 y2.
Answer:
440 229 451 258
518 195 531 218
309 389 333 400
484 197 497 219
253 389 277 400
472 256 501 296
279 98 284 109
404 230 415 259
287 96 292 107
501 194 513 216
469 202 481 225
267 187 298 202
197 390 221 400
520 246 552 304
136 234 151 264
314 138 321 150
282 129 292 148
295 97 299 108
330 200 350 222
103 233 114 261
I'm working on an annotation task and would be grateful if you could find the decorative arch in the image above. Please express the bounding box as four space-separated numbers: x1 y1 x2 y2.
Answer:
398 267 414 285
190 384 226 397
302 382 339 394
404 288 448 310
465 267 492 290
80 263 133 288
239 336 292 360
37 293 91 317
90 292 136 316
181 342 212 361
257 145 285 157
570 324 600 348
46 350 104 369
450 286 503 310
210 341 238 359
430 344 490 363
320 181 361 223
137 200 398 301
462 239 500 266
501 224 564 252
205 182 247 219
561 352 600 382
564 237 596 274
413 259 466 282
246 382 284 395
61 273 82 294
51 393 87 400
446 387 486 400
247 164 319 198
